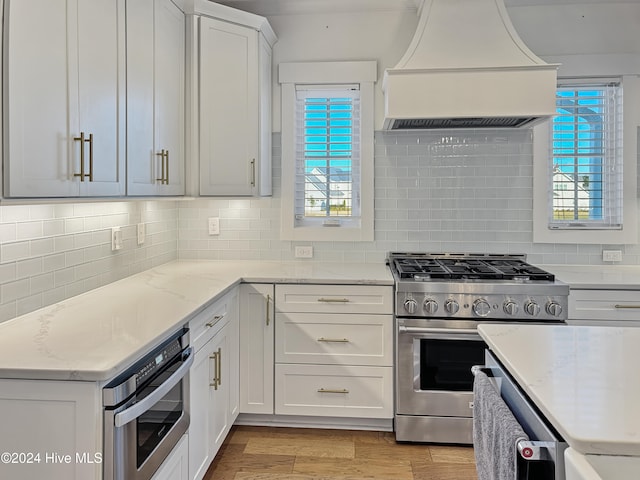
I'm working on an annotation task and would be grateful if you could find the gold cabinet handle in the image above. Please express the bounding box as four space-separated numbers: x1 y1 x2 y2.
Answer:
614 304 640 309
217 346 222 387
318 298 350 303
317 388 349 394
250 158 256 187
156 149 169 184
74 132 93 181
205 314 225 328
209 347 222 389
266 294 271 326
317 337 350 343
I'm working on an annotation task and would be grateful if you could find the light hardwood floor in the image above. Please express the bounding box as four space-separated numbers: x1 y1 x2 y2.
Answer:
204 425 479 480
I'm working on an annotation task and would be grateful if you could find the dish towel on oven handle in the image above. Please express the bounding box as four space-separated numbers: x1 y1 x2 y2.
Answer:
472 367 529 480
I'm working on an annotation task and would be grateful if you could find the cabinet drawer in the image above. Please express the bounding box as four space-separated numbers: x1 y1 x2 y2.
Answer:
189 289 236 352
275 313 392 366
275 285 392 314
274 364 393 419
569 289 640 325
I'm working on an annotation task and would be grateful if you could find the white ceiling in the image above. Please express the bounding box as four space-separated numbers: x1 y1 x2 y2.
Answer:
214 0 640 16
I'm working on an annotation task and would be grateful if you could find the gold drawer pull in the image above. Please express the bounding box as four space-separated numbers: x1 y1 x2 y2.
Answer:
614 304 640 309
73 132 94 182
317 337 350 343
318 298 350 303
205 314 225 328
317 388 349 394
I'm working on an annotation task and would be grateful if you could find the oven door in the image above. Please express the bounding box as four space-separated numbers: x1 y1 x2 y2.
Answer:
396 318 486 418
103 347 193 480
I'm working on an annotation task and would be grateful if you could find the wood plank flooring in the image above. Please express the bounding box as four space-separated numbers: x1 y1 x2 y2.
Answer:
204 426 478 480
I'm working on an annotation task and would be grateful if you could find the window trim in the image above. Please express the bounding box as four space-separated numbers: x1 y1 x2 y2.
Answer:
279 61 377 242
533 75 638 245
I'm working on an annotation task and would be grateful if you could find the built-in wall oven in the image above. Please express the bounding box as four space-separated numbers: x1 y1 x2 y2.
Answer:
478 350 568 479
387 252 568 444
103 328 193 480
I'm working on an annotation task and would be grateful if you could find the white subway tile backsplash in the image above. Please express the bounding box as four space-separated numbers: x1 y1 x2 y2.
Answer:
0 201 177 323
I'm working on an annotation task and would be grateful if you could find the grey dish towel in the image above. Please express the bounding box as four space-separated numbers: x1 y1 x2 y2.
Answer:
472 368 529 480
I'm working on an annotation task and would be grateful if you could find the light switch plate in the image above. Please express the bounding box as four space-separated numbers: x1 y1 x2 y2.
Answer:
137 223 145 245
295 246 313 258
602 250 622 262
208 217 220 235
111 227 122 251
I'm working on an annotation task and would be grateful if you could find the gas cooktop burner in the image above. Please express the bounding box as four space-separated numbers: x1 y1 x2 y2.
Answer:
390 253 555 282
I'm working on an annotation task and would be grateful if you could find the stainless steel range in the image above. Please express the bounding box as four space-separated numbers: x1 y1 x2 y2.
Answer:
387 252 568 444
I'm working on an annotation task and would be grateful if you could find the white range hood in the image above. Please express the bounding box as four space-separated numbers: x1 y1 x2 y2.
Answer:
383 0 559 130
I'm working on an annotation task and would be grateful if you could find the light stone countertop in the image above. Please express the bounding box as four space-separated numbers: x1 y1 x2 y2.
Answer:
0 260 393 383
540 264 640 290
478 323 640 457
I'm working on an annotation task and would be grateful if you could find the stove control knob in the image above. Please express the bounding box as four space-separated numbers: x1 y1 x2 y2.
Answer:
503 301 519 316
525 300 541 316
423 299 439 314
473 299 491 317
403 299 418 314
445 299 460 315
546 301 563 317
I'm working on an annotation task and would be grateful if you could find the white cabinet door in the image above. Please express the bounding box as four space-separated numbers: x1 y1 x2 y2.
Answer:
127 0 185 195
4 0 125 197
188 290 239 480
151 434 189 480
198 16 272 196
239 283 275 414
0 379 101 480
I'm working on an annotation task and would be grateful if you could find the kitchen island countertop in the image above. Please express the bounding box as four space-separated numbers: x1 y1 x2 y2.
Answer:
478 323 640 457
0 260 393 382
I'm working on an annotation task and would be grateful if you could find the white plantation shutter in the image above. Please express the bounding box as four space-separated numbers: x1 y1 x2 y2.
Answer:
294 85 361 227
548 81 623 229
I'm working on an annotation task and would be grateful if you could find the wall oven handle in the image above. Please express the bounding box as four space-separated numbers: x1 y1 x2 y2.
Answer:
114 348 193 428
517 440 555 461
399 325 479 337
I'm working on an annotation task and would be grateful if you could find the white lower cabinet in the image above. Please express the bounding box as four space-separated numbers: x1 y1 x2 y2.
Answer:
568 289 640 326
239 283 275 414
0 379 101 480
188 289 239 480
152 434 189 480
274 284 394 419
275 364 393 418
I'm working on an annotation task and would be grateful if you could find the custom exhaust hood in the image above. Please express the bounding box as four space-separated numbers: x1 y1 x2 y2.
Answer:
383 0 559 130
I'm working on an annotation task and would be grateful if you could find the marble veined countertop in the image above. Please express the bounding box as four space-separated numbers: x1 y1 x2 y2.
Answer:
0 260 393 382
540 264 640 290
478 323 640 457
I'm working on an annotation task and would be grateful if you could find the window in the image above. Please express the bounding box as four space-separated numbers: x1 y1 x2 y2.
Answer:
295 86 360 227
549 83 622 229
279 62 376 241
533 75 638 244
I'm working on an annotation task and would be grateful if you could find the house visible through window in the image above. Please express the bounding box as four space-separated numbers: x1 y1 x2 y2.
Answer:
549 82 623 229
295 86 360 226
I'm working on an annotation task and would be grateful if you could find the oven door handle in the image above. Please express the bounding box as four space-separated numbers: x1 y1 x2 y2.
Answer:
114 348 193 428
399 325 480 340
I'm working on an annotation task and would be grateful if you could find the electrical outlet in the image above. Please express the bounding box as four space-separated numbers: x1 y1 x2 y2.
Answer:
295 246 313 258
602 250 622 262
137 223 145 245
208 217 220 235
111 227 122 251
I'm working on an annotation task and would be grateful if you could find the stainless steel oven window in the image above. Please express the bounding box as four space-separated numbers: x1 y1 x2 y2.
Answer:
416 336 486 392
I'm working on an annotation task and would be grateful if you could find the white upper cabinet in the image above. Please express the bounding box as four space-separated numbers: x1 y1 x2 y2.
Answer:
195 4 276 196
4 0 126 198
126 0 186 196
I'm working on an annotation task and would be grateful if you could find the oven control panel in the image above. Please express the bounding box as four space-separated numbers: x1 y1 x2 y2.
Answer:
398 292 568 321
